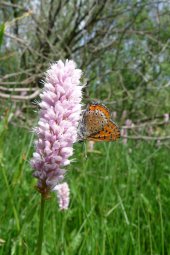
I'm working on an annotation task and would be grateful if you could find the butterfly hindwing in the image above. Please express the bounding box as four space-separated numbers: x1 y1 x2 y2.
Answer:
87 120 120 142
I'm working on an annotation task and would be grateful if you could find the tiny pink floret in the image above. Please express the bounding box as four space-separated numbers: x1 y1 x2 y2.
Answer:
30 60 83 206
53 183 70 210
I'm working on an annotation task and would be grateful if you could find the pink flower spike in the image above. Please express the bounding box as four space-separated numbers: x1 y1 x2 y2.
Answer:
164 113 169 123
53 182 70 210
30 60 83 203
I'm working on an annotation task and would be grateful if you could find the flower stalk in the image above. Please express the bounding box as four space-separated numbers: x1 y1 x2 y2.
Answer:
36 195 45 255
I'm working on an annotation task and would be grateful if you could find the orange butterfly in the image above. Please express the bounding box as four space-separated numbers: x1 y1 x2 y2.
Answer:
78 103 120 142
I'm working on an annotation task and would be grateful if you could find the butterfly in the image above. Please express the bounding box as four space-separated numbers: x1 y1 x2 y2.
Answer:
78 103 120 142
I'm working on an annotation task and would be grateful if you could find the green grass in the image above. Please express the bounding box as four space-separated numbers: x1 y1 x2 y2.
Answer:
0 124 170 255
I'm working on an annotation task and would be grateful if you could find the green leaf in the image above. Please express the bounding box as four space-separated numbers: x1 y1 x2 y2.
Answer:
0 23 5 48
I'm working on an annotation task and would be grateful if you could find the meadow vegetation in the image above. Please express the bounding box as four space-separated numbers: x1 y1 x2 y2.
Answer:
0 122 170 254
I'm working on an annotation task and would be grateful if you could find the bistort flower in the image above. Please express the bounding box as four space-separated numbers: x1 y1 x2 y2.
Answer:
30 60 83 209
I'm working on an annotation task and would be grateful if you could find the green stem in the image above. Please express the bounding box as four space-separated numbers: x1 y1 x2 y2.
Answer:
36 195 45 255
1 164 20 231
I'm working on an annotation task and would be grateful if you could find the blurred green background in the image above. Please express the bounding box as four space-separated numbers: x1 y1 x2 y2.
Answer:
0 1 170 254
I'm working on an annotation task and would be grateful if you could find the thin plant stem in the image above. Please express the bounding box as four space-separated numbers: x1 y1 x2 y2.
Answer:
36 195 45 255
1 164 20 232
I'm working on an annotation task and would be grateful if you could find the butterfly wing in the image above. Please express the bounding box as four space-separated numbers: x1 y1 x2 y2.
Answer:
88 103 110 119
87 120 120 142
81 104 109 137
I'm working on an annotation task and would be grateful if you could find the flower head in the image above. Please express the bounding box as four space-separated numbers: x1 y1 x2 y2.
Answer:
53 182 70 210
30 60 83 207
164 113 169 123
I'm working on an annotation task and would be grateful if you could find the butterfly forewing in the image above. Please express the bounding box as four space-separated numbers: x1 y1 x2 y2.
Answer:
82 104 109 136
88 104 110 119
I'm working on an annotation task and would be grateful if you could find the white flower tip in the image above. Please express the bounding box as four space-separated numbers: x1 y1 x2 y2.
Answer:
53 182 70 210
